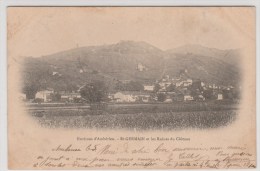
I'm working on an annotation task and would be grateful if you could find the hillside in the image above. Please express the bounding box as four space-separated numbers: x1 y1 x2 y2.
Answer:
166 44 242 66
21 41 242 93
164 53 240 85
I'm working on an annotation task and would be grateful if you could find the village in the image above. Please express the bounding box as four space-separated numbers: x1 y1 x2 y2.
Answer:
19 69 240 104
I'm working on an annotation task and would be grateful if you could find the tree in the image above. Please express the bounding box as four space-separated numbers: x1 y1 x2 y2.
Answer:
191 79 202 91
22 67 49 99
115 81 144 91
203 89 214 100
157 93 166 102
166 84 176 92
50 93 61 102
190 90 199 101
79 81 108 103
231 88 241 99
22 84 39 100
222 90 234 100
127 81 144 91
153 83 160 93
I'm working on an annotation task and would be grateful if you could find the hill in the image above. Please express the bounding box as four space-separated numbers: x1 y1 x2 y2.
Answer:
166 44 242 66
21 41 242 94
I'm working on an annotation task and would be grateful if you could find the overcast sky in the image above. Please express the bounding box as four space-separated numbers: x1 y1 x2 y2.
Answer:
8 7 255 58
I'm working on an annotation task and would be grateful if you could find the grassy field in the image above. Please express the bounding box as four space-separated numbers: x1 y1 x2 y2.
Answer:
29 102 238 130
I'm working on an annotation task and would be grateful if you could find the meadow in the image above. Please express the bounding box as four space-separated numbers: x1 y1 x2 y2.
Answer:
29 101 238 130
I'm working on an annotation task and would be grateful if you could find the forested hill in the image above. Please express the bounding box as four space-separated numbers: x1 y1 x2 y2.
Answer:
22 40 241 93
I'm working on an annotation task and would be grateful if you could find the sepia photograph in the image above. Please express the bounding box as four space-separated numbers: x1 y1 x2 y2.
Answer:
7 6 256 169
16 8 243 131
22 40 241 130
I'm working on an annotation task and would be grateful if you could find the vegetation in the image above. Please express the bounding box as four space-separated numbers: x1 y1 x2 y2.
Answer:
22 41 241 98
23 84 39 100
50 93 61 102
203 89 214 100
153 83 160 93
79 81 108 103
115 81 144 91
32 109 237 130
157 93 167 102
166 84 176 92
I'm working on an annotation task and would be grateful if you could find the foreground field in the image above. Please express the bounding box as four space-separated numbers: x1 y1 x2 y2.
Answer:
31 109 237 130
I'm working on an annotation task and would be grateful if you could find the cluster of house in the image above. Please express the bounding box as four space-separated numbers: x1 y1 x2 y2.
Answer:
108 91 151 103
19 71 237 103
19 89 81 103
107 73 235 103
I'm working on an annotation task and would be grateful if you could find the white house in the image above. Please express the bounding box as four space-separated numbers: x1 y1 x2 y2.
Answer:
198 94 205 101
176 79 192 87
52 71 62 76
164 98 173 103
144 85 155 91
159 81 172 90
60 92 81 102
217 93 223 100
176 81 183 87
35 90 54 102
183 80 192 87
141 96 150 103
137 63 147 72
159 82 165 87
112 91 151 103
113 92 136 103
184 95 194 101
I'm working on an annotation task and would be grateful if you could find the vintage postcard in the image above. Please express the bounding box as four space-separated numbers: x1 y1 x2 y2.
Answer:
8 7 256 169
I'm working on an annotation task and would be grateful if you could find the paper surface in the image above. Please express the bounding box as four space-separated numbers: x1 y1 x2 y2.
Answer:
8 7 256 169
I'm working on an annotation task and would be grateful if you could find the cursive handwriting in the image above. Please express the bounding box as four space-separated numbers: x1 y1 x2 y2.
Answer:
33 143 255 169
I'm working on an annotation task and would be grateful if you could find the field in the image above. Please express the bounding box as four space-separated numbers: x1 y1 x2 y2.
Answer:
29 101 238 130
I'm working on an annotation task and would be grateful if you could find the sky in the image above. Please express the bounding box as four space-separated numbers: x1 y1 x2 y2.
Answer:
8 7 255 58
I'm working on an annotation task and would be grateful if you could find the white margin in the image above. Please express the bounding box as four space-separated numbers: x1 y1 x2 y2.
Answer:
0 0 8 171
0 1 259 171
